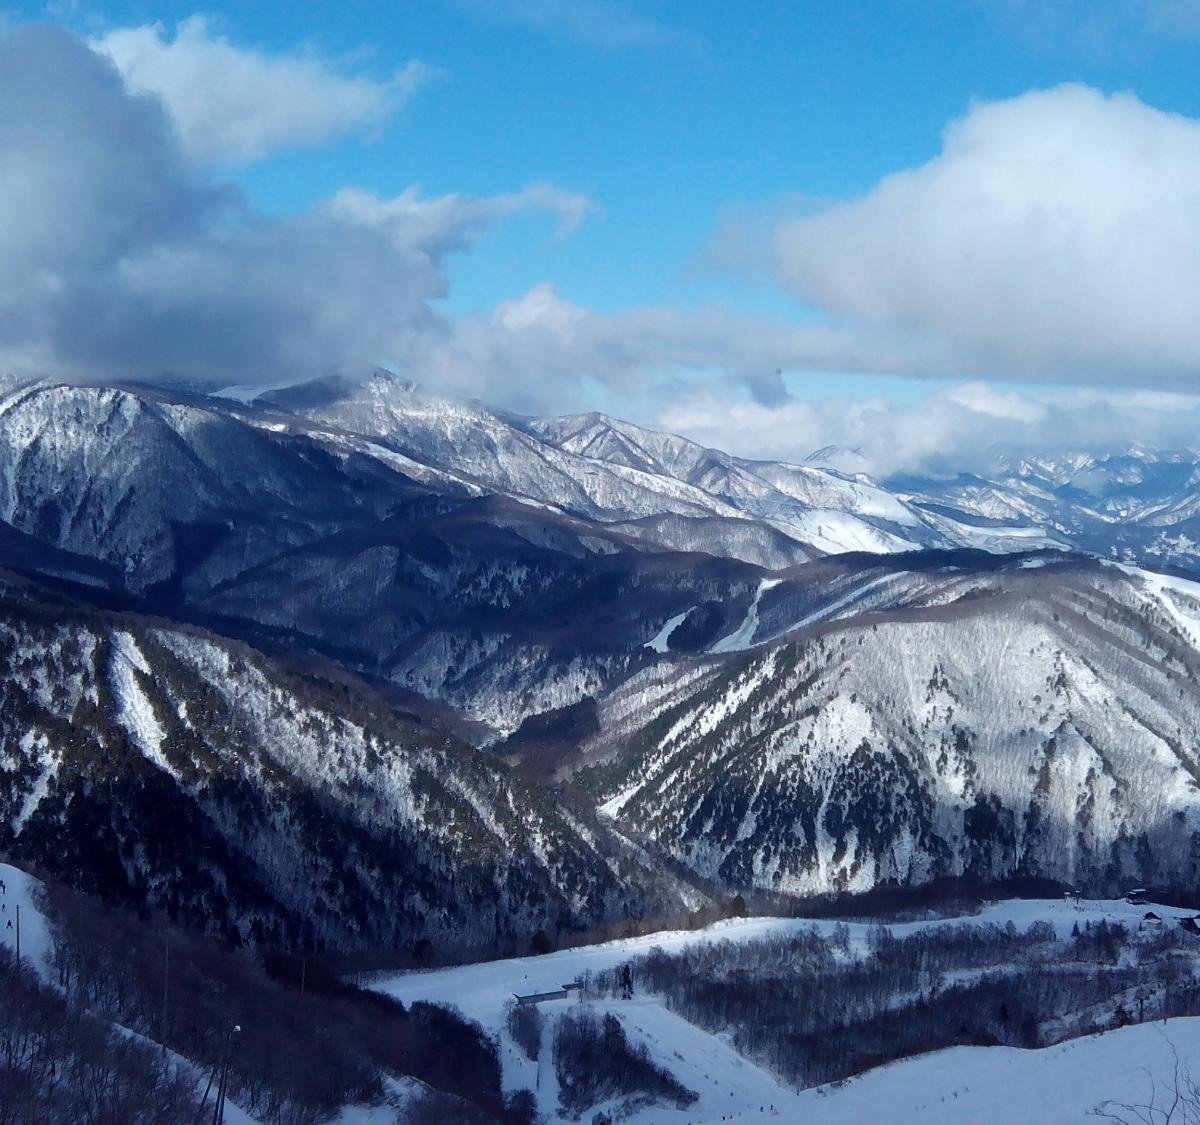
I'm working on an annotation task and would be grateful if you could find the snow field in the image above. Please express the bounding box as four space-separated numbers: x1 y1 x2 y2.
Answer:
645 610 693 654
794 1017 1200 1125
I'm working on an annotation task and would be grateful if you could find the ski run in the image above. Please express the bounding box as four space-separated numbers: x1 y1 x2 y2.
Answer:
371 894 1200 1124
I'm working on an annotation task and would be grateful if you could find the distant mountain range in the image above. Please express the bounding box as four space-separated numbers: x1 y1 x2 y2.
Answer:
4 370 1200 950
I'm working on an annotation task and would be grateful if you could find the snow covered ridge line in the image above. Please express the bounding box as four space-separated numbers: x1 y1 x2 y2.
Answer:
10 373 1200 585
0 375 1102 595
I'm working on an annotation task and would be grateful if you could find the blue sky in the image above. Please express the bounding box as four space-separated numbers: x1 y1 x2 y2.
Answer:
23 1 1200 315
4 1 1200 470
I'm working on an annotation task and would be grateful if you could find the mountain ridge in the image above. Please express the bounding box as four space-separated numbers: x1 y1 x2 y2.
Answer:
6 371 1200 953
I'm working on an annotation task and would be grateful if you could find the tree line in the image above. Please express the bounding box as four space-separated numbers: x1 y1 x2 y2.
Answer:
23 873 538 1124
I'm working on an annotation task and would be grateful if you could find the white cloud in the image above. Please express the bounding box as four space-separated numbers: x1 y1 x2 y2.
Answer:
655 378 1200 478
453 0 692 50
91 14 439 163
14 16 1200 461
774 84 1200 388
327 182 593 252
0 24 586 386
394 281 923 413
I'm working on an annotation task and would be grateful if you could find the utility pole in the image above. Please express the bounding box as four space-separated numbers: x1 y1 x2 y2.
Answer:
161 933 169 1049
14 904 19 963
212 1024 241 1125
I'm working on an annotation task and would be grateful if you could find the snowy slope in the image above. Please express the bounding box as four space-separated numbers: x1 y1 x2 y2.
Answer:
584 558 1200 897
0 861 51 971
794 1017 1200 1125
371 896 1192 1124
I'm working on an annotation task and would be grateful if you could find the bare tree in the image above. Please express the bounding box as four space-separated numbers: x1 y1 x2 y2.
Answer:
1091 1040 1200 1125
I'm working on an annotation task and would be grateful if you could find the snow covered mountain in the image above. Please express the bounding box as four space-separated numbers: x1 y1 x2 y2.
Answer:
0 574 679 953
264 374 944 561
9 371 1200 943
0 374 1052 735
530 410 933 554
0 371 1189 608
581 556 1200 896
895 446 1200 570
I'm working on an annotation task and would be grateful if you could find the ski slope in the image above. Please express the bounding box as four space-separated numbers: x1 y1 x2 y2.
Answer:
370 896 1199 1124
644 610 692 654
793 1017 1200 1124
710 577 783 653
0 861 52 970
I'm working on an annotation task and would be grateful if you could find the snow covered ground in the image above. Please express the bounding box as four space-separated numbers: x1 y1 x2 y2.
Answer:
795 1017 1200 1124
370 896 1200 1124
0 861 52 970
9 858 1200 1123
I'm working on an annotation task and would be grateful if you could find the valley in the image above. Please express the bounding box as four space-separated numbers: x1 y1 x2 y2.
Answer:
6 375 1200 1121
7 7 1200 1120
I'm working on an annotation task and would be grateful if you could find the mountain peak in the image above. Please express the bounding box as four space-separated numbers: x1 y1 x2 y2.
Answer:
803 444 869 474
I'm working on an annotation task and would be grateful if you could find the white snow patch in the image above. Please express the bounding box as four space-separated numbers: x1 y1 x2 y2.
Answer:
109 631 170 772
711 578 784 653
796 1017 1200 1124
644 610 692 654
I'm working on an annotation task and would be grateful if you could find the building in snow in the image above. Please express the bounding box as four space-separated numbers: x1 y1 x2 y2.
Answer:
514 988 570 1006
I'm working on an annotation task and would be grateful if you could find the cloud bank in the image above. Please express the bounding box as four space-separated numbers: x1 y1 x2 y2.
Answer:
429 82 1200 406
0 24 586 387
774 84 1200 387
5 17 1200 474
657 380 1200 479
